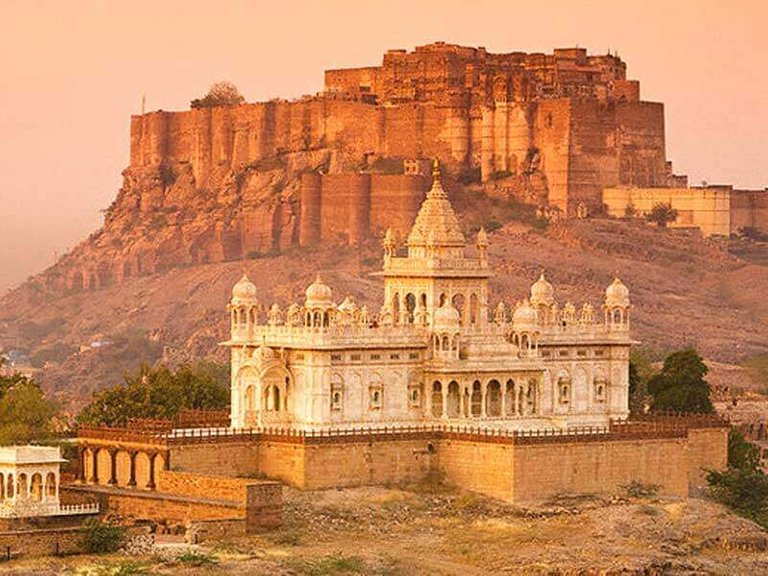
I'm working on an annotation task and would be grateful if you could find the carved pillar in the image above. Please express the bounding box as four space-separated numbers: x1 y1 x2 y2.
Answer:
127 451 137 487
89 448 99 484
76 446 87 482
501 387 507 418
481 383 487 418
442 387 448 419
108 448 118 485
459 387 465 418
146 453 157 490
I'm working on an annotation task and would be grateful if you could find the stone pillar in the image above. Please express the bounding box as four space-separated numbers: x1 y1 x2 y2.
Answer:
441 388 448 419
128 451 137 487
89 448 99 484
481 383 487 418
76 446 86 482
459 387 465 418
146 453 157 490
108 449 118 485
501 387 507 417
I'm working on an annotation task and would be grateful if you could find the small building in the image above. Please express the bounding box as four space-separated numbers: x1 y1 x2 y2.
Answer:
0 446 98 518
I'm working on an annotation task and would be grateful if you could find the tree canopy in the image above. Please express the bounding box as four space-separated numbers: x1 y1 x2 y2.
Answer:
0 366 59 444
647 348 713 413
190 81 245 109
77 362 230 427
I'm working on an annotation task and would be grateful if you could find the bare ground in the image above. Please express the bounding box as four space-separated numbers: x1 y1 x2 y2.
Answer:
2 484 768 575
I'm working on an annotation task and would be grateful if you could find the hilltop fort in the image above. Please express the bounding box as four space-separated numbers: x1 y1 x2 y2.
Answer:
17 41 765 297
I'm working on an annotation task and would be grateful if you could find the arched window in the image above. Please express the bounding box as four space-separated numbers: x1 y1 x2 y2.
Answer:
239 308 247 324
273 386 281 412
505 380 515 415
17 473 28 499
46 472 56 499
447 381 461 418
405 293 416 323
392 293 401 323
245 385 256 411
471 381 482 416
486 380 501 417
30 473 43 502
0 474 5 500
249 308 256 324
431 381 443 417
442 335 450 351
558 373 571 405
452 294 466 326
469 293 479 325
6 474 14 498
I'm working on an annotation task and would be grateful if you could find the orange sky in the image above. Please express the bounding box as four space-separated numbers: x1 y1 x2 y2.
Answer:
1 0 766 292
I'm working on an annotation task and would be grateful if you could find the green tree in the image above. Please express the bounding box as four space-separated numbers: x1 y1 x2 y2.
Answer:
645 202 679 227
190 81 245 109
728 430 761 473
0 375 59 444
647 348 713 413
77 361 229 427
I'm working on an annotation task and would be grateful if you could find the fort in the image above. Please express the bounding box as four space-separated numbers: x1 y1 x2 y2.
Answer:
45 41 766 295
54 42 673 292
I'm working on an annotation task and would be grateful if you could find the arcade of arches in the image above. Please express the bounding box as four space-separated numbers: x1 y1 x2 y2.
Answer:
76 444 169 490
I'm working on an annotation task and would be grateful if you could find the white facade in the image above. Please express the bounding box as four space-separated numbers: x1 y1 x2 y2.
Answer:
225 164 633 431
0 445 98 518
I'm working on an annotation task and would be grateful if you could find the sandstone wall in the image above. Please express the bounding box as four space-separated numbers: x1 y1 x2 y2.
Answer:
0 527 84 559
512 437 689 501
302 438 433 489
686 428 728 495
731 189 768 234
436 439 515 501
603 186 733 236
170 443 260 478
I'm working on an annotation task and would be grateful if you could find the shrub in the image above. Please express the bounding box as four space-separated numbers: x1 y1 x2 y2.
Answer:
622 480 660 498
707 468 768 528
190 81 245 109
177 551 219 567
80 519 126 553
645 202 678 227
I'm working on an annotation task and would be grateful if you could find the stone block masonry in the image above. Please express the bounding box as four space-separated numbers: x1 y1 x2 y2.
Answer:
77 417 728 505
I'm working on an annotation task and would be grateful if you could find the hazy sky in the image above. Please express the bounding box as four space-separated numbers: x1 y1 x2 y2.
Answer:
1 0 766 293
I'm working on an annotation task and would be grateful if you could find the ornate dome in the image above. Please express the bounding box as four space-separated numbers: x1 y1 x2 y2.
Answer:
407 160 466 248
337 295 358 314
605 277 630 308
530 273 555 307
432 302 461 331
231 274 257 304
512 299 538 328
305 275 333 308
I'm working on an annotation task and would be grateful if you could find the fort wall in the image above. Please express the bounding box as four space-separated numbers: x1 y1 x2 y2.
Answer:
601 186 767 236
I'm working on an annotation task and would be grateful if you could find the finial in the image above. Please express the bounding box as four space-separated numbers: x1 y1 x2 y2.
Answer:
432 158 440 179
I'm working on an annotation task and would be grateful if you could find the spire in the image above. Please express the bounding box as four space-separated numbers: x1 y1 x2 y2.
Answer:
407 158 465 248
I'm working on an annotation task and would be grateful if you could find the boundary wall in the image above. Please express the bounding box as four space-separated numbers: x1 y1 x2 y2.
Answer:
77 416 728 504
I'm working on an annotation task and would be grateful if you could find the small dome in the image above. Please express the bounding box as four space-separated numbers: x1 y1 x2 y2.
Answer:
433 302 461 331
530 272 555 307
337 295 358 313
231 274 257 304
305 275 333 308
605 277 630 307
512 299 538 328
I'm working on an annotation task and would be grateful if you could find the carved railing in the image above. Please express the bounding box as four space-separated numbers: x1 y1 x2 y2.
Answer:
78 414 728 448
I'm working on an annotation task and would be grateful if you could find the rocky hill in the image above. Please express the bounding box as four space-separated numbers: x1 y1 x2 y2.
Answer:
1 208 766 413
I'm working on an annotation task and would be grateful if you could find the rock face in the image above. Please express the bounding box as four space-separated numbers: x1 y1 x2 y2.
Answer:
37 43 670 295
